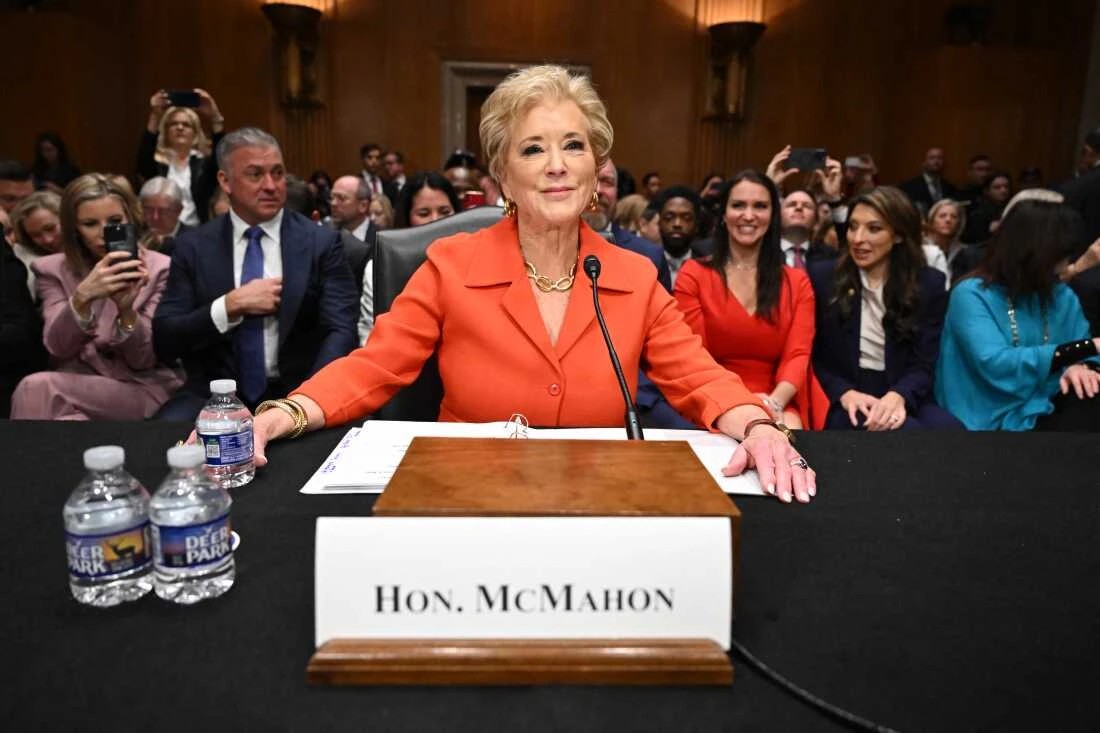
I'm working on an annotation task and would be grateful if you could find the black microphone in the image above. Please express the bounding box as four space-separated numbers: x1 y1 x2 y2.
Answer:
583 254 644 440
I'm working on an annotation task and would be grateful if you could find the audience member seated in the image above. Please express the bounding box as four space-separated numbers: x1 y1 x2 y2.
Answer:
250 65 814 503
936 196 1100 431
330 175 377 245
11 174 183 420
842 154 878 199
359 143 397 201
31 132 81 193
138 177 189 256
780 189 840 269
675 170 826 430
0 160 35 214
958 154 992 207
810 187 959 430
0 207 13 246
9 190 62 295
369 193 394 231
308 170 333 220
651 185 709 285
922 198 974 288
0 233 48 417
383 150 407 195
152 128 358 420
358 171 461 345
583 159 672 291
612 193 646 233
961 171 1011 244
442 150 482 205
616 166 637 199
898 146 960 217
137 89 225 226
641 171 662 200
287 175 370 297
1058 126 1100 243
1018 166 1043 190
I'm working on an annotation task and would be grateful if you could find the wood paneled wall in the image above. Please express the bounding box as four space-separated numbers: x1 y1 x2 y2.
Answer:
0 0 1093 193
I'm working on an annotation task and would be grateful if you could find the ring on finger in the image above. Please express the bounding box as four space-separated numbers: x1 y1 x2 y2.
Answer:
789 457 809 470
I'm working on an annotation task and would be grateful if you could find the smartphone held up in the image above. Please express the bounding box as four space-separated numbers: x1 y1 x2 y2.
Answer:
783 148 828 172
104 223 138 259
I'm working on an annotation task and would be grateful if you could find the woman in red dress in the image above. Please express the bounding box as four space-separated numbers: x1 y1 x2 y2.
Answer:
674 169 826 430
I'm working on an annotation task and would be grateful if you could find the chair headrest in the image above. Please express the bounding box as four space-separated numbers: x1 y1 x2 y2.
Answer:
376 206 504 251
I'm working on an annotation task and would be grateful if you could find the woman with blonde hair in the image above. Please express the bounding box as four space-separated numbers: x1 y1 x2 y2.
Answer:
10 174 182 420
136 88 225 226
368 193 395 231
9 190 62 294
248 64 816 504
922 198 972 287
612 193 647 233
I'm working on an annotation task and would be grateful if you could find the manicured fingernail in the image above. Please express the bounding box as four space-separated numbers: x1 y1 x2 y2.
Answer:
780 491 792 503
766 483 775 495
808 485 817 497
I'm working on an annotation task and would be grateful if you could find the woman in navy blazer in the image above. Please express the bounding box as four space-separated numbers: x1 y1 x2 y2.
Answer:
809 186 961 430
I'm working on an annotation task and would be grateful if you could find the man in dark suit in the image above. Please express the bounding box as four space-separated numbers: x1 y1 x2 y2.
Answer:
651 185 713 286
285 174 370 297
1059 127 1100 243
153 127 359 420
328 175 375 288
898 147 960 216
583 159 673 292
360 143 398 203
139 177 193 257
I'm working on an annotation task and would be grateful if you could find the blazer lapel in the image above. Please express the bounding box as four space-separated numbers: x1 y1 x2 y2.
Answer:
277 211 308 346
553 225 635 361
464 218 559 372
842 291 862 376
215 215 236 301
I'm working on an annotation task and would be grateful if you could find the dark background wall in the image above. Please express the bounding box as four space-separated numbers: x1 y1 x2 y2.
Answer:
1 0 1095 189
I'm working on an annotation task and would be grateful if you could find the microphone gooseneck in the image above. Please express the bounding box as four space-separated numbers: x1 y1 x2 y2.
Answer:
584 255 644 440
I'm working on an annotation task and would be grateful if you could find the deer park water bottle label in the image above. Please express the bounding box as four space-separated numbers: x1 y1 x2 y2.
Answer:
199 430 253 466
66 522 152 579
152 512 233 569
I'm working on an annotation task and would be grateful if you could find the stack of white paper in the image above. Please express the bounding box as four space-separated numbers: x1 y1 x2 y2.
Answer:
300 421 764 497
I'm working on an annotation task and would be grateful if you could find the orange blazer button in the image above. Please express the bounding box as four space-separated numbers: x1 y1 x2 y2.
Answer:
548 383 562 396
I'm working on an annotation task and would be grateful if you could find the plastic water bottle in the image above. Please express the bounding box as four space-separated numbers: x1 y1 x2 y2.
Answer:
196 379 254 488
150 445 235 604
63 446 153 607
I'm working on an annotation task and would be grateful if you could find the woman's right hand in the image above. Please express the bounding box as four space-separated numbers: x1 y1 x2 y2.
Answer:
147 89 169 132
839 389 878 427
72 252 145 315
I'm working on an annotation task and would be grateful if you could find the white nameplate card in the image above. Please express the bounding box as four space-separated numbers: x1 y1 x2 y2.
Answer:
315 516 732 649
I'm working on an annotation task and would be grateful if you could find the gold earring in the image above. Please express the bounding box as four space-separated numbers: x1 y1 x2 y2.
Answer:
589 189 600 212
503 197 517 217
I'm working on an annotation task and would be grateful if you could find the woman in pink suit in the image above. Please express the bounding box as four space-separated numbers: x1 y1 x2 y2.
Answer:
11 174 182 419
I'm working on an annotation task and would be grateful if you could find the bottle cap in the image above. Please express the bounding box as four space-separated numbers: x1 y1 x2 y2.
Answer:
210 379 237 395
167 444 206 469
84 446 125 471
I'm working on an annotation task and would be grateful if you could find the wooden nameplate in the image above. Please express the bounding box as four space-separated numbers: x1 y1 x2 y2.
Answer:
310 438 739 686
307 638 733 686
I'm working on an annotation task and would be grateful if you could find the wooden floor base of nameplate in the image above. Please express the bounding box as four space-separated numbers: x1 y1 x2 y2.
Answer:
306 638 733 686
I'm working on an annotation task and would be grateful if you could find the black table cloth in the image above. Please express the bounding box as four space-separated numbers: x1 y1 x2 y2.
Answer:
3 421 1098 732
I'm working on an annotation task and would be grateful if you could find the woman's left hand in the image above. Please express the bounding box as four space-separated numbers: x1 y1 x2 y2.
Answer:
722 424 816 504
195 88 224 128
814 158 844 200
1060 363 1100 399
865 390 906 431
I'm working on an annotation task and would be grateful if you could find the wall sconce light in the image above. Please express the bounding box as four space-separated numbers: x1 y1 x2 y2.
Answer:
704 21 766 121
262 1 324 109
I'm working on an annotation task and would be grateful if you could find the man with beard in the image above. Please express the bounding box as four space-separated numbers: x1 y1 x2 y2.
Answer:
582 159 671 292
651 185 710 287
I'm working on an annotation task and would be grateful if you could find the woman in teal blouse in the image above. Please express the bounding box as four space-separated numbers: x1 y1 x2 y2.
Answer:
936 198 1100 431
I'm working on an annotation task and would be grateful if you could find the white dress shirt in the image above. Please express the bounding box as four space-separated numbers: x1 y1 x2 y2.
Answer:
921 242 949 288
357 260 375 346
210 208 284 378
781 238 809 268
858 270 887 371
351 217 370 243
665 250 692 287
167 152 200 226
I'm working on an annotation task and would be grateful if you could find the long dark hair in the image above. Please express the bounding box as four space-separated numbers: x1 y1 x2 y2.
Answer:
32 132 78 183
708 170 785 322
973 199 1082 305
831 186 924 343
394 171 462 228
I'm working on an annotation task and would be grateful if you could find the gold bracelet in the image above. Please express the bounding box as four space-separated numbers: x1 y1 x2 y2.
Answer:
256 398 308 439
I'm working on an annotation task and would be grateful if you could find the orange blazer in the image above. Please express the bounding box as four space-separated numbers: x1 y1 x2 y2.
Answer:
294 217 762 428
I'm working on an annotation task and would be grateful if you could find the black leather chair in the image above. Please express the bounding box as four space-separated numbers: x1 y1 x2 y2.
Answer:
371 206 504 420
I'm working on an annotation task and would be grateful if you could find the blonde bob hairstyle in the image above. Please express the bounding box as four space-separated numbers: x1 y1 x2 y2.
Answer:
60 173 147 276
155 106 210 165
10 190 61 255
479 65 613 185
924 198 967 244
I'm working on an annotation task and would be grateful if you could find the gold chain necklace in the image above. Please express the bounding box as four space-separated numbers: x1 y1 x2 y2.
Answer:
525 260 577 292
1007 296 1049 347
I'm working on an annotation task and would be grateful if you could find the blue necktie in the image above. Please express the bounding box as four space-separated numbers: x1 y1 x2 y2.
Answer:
237 225 267 403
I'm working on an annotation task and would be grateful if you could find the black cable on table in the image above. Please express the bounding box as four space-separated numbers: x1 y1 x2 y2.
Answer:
730 637 902 733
